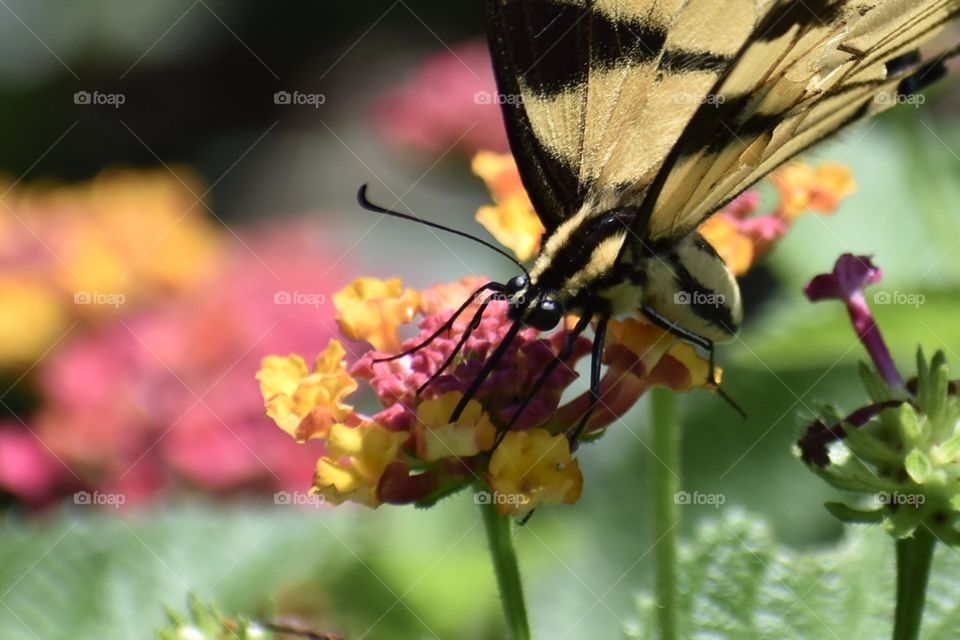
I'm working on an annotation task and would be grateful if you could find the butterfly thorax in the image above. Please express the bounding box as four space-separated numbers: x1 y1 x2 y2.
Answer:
507 204 742 344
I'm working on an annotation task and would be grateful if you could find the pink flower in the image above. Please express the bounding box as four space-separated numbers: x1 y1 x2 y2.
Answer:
0 220 342 507
372 40 510 158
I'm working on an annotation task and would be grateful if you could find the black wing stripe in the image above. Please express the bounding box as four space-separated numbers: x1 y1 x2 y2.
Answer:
756 0 846 41
501 1 666 97
486 0 586 231
659 50 733 74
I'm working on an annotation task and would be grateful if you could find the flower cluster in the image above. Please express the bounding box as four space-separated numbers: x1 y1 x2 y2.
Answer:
258 276 715 517
797 255 960 543
0 168 219 367
372 40 510 158
0 168 349 507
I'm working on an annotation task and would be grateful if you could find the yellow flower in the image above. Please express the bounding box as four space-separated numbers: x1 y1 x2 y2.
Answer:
313 421 409 507
23 168 220 313
486 429 583 517
414 392 496 461
0 276 68 366
333 277 421 352
256 340 358 441
472 152 544 261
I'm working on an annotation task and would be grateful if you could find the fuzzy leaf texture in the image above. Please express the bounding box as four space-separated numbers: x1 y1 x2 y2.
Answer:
626 512 960 640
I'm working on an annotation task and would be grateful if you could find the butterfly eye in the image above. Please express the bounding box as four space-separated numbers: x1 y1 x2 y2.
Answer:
527 294 563 331
505 274 528 294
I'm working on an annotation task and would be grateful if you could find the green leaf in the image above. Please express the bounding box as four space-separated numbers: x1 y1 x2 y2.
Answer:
0 503 494 640
905 448 934 484
627 511 960 640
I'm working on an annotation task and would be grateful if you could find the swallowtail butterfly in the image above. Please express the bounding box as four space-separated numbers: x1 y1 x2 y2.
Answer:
362 0 960 446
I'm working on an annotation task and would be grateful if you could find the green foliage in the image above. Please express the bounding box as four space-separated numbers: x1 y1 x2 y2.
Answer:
627 512 960 640
798 350 960 543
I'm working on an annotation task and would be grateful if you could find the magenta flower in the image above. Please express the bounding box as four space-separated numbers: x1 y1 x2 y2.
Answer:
804 254 904 392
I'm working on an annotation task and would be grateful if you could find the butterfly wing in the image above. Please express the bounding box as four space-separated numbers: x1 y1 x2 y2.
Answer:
486 0 759 230
487 0 959 244
631 0 960 243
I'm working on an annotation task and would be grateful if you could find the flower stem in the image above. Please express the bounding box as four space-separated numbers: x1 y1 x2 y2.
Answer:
480 498 531 640
892 528 936 640
651 386 680 640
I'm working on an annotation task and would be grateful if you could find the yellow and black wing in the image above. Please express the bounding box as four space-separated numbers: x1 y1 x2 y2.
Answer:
485 0 960 241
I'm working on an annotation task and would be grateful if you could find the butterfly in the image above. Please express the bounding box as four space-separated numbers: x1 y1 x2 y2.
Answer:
361 0 959 447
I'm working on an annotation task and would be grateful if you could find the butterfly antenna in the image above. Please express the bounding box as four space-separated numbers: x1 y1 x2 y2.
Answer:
357 184 529 277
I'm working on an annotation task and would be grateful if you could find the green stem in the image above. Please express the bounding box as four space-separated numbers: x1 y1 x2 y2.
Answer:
651 386 680 640
892 528 936 640
480 497 531 640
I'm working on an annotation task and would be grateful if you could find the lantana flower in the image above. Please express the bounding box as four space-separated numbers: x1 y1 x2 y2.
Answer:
259 275 717 516
0 168 220 368
372 40 511 158
0 221 343 507
796 254 960 543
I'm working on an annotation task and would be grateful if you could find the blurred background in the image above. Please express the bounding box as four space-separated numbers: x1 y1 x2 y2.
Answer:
0 2 958 638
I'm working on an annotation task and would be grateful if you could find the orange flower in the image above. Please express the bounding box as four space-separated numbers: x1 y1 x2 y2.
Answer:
472 152 544 261
697 215 756 276
486 429 582 517
256 340 358 441
771 162 856 220
333 277 421 352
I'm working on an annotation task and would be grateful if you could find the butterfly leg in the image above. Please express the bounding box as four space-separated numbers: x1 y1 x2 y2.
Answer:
417 293 498 396
640 306 746 418
448 318 525 422
491 313 594 449
375 282 505 364
566 314 609 450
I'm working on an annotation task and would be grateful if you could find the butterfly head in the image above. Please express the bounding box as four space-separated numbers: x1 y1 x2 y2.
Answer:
504 273 564 331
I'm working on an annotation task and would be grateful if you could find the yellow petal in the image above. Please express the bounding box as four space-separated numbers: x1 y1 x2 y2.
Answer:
333 277 421 352
256 340 358 440
486 429 582 517
313 421 408 507
415 392 496 461
472 151 544 261
0 276 68 366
